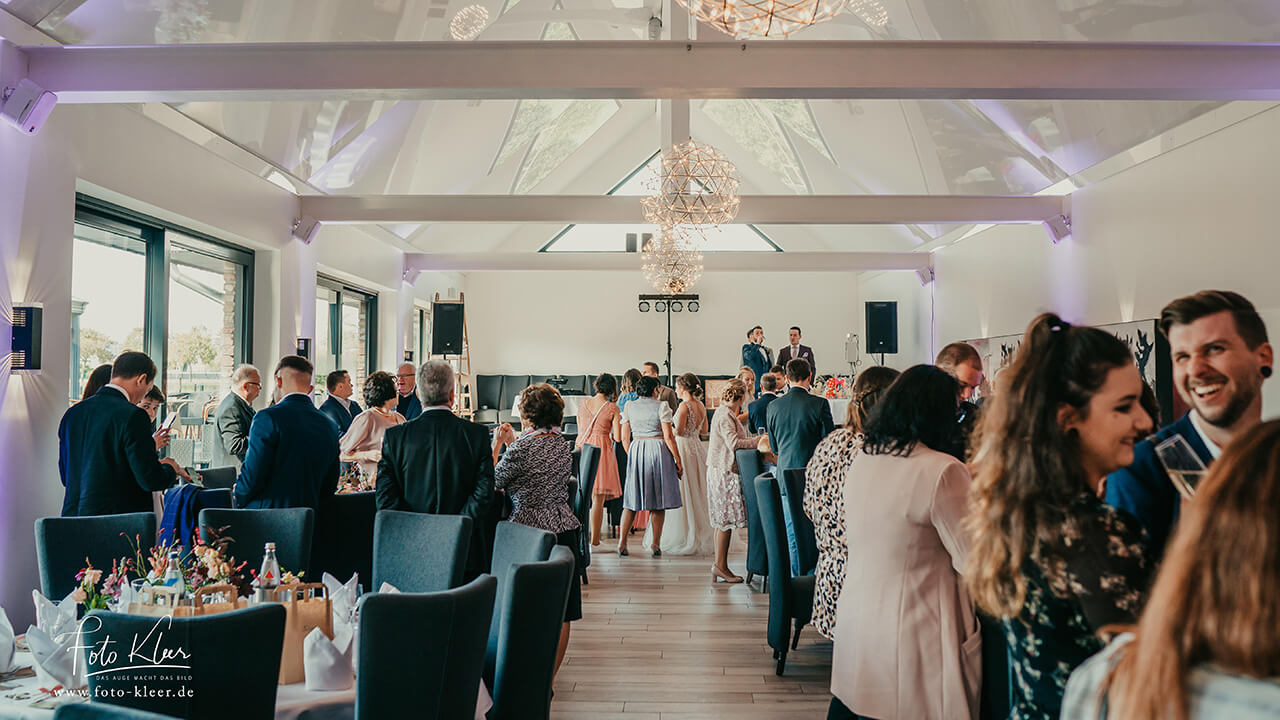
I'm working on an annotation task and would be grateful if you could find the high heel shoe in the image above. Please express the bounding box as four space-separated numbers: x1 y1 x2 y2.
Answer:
617 545 629 556
711 566 745 584
651 546 661 558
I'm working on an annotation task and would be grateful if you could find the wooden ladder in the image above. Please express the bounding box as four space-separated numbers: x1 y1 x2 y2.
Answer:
430 292 475 420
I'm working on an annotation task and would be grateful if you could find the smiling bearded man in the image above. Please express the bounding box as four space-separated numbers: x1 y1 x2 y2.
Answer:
1106 290 1273 560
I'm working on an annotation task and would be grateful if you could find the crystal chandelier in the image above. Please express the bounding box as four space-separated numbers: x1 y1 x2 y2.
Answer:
641 228 705 295
675 0 847 38
849 0 889 27
450 5 490 40
641 139 740 234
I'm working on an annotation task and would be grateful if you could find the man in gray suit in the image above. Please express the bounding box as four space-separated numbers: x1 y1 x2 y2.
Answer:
211 364 260 469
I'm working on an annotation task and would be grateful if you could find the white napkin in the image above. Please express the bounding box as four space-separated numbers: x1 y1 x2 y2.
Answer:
32 590 77 641
28 589 88 690
321 572 358 628
377 582 400 594
115 581 141 611
0 607 16 674
302 626 353 691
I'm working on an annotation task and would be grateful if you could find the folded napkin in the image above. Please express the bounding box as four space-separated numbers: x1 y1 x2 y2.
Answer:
0 607 16 674
32 590 77 641
377 582 400 594
321 572 359 675
115 581 141 611
28 590 87 690
303 626 353 691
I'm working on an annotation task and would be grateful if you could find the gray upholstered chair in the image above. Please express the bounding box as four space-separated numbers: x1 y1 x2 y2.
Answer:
310 491 376 588
196 466 237 490
486 521 556 673
373 510 471 592
197 507 314 578
754 474 815 676
735 450 768 586
35 513 156 599
486 546 575 720
81 605 285 720
574 444 600 577
357 575 497 720
780 468 819 576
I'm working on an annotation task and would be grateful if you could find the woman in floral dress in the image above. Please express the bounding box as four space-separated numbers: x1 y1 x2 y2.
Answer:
705 379 760 583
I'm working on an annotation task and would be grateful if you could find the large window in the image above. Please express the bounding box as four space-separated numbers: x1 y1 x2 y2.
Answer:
315 277 377 397
410 305 429 364
70 197 254 468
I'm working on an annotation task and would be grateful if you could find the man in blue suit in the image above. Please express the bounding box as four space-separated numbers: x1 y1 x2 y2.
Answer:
59 352 189 516
318 369 361 436
740 326 772 395
1107 290 1272 560
747 372 780 436
234 355 341 510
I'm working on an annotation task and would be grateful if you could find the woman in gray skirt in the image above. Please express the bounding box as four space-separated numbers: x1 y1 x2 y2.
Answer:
618 375 684 556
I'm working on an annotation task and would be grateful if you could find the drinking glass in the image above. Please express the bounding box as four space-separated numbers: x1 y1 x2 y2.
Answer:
1154 434 1208 500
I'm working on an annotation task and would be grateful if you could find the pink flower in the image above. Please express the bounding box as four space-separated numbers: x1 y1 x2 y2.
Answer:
84 569 103 586
70 588 87 603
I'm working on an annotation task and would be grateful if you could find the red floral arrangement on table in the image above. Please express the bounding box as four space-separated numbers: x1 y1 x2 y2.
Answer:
71 559 133 610
823 377 846 399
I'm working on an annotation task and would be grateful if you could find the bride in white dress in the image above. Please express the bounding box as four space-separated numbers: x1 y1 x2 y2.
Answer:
650 373 715 556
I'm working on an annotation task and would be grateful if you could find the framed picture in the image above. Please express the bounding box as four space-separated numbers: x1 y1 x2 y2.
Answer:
705 379 733 409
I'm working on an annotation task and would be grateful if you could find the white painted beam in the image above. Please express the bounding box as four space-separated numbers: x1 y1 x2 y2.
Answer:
405 251 930 272
17 41 1280 103
300 194 1066 225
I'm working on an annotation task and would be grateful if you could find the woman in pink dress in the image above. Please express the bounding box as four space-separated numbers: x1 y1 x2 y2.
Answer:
706 379 761 582
575 373 623 547
339 371 406 483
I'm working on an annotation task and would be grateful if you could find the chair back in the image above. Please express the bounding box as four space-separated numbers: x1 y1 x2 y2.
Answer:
780 468 819 575
606 442 627 527
82 605 285 720
311 491 377 588
36 513 156 599
357 575 497 720
487 546 575 720
374 510 472 592
486 522 556 677
754 473 796 654
55 704 179 720
198 466 237 490
196 488 232 509
735 450 768 577
197 507 314 577
575 444 600 568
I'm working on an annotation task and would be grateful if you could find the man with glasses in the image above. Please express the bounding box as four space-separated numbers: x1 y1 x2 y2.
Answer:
212 364 260 469
396 362 423 421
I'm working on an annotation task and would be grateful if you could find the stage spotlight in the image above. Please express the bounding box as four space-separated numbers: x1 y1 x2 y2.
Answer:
671 301 683 313
688 300 699 312
638 301 650 312
656 301 667 313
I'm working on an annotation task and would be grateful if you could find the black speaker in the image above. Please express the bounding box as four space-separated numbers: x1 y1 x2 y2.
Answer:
432 302 465 355
865 301 898 355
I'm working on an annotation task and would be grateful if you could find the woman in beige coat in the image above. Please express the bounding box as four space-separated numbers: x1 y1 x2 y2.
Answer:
830 365 980 720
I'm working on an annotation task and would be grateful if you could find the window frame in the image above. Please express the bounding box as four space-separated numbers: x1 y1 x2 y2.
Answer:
316 274 379 382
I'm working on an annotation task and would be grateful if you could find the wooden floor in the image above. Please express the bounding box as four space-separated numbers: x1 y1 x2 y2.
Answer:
551 533 833 719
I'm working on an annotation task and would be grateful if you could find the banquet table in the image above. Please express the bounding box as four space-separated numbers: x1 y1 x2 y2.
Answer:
510 394 589 422
1 649 492 720
827 398 849 423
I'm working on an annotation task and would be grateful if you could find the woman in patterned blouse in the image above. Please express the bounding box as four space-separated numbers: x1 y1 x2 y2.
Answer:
803 365 898 641
965 313 1155 720
493 383 582 677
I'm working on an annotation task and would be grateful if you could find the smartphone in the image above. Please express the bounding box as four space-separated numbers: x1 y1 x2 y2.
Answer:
161 411 179 431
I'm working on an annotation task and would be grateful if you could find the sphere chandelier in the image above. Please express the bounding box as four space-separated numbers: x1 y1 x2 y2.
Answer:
675 0 848 38
848 0 889 27
641 139 741 233
450 5 490 40
641 228 705 295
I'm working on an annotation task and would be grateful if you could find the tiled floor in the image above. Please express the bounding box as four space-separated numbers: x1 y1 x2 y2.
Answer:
551 533 833 719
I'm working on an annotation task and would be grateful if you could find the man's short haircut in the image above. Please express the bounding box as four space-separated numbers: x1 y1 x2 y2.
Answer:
747 325 762 339
144 385 166 404
274 355 313 377
643 361 660 376
935 342 982 372
231 364 259 386
770 364 785 375
790 326 802 335
761 373 779 392
786 357 812 382
418 360 455 406
326 370 349 392
112 351 157 383
1160 290 1268 349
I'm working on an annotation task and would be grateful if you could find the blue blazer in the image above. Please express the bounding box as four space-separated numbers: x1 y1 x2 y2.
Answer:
747 392 778 436
234 394 341 510
318 395 361 436
1105 412 1213 561
396 393 423 421
58 387 178 516
765 387 835 471
741 342 771 394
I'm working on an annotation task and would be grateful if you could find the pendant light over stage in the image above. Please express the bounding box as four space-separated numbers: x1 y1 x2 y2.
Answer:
675 0 848 38
641 227 704 295
642 139 740 233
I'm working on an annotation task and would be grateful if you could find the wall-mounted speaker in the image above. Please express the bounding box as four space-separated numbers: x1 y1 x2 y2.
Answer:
432 302 465 355
865 301 898 355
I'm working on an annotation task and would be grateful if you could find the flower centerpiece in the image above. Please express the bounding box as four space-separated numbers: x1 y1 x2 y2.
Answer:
71 559 134 610
823 376 846 399
336 463 375 494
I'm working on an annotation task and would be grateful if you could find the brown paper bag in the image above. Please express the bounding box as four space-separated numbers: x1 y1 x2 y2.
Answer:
127 583 244 617
273 582 333 684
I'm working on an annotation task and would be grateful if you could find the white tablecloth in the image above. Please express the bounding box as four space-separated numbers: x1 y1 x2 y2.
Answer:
510 394 590 422
828 398 850 423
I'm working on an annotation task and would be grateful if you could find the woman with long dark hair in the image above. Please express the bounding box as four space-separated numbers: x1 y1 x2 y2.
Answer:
965 314 1154 720
1061 419 1280 720
829 365 978 720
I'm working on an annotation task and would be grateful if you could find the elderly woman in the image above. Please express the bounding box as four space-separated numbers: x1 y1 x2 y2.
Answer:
492 383 582 676
705 378 761 583
339 371 406 480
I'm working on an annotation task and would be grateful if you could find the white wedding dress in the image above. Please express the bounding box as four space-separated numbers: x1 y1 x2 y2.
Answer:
648 402 714 555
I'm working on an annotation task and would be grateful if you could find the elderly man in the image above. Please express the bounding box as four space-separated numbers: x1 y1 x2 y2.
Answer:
211 364 261 469
395 362 423 421
378 360 495 576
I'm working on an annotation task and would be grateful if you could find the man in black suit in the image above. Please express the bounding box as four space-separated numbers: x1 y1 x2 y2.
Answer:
766 358 835 472
642 361 680 414
395 362 423 421
747 372 780 436
58 352 189 516
377 360 495 575
776 326 816 380
234 355 340 510
211 364 260 469
318 369 361 436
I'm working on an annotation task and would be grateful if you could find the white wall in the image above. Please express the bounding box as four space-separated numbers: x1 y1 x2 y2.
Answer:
464 270 863 379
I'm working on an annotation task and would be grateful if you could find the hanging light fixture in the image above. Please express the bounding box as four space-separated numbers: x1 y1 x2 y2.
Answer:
450 5 490 40
642 139 740 234
674 0 847 38
848 0 889 27
641 228 705 294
